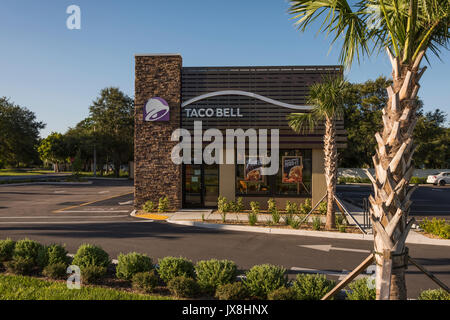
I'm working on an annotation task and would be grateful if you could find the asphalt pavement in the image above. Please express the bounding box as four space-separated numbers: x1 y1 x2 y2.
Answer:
0 180 449 299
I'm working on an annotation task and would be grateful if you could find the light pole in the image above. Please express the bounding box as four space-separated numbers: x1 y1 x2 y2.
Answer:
93 125 97 177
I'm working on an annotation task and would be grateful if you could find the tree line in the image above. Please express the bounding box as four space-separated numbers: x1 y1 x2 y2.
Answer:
0 79 448 174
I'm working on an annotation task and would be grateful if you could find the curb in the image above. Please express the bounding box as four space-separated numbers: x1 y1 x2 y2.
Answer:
166 219 450 246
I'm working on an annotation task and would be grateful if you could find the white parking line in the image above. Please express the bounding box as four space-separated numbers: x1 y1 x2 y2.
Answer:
98 191 110 194
0 215 129 219
0 220 153 225
290 266 373 279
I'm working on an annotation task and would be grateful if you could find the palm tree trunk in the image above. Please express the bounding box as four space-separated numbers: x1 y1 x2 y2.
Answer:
324 116 337 230
367 49 425 300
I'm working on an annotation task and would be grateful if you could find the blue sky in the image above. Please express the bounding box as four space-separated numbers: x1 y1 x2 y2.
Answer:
1 0 449 138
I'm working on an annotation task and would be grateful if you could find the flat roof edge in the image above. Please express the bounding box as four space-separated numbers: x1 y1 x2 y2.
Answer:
135 53 181 57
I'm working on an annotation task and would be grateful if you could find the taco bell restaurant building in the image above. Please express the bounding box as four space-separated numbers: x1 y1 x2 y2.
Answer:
134 54 345 210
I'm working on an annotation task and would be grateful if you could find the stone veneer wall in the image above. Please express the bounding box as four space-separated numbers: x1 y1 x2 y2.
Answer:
134 54 182 210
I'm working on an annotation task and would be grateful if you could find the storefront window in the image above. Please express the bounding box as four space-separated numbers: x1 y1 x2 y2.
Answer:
236 149 312 196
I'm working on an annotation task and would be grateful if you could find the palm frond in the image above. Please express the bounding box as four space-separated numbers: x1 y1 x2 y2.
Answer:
288 112 319 134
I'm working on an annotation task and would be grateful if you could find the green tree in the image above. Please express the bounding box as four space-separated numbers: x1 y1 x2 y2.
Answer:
0 97 45 167
89 88 134 177
289 0 449 300
289 77 349 230
38 132 67 172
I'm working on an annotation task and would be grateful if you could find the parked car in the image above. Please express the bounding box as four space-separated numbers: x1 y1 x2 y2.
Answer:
427 172 450 186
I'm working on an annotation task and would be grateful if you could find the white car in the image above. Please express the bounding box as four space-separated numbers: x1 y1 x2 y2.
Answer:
427 172 450 186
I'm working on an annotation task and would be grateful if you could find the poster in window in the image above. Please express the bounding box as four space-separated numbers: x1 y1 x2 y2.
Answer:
244 156 263 182
282 156 303 183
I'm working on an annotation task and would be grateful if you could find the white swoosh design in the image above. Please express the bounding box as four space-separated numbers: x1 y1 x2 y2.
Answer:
181 90 312 111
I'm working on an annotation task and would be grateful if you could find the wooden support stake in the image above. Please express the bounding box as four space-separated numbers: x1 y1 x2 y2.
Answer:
408 256 450 293
379 250 393 300
322 254 374 300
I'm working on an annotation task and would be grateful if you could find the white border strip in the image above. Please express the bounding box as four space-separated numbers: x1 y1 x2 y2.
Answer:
181 90 312 111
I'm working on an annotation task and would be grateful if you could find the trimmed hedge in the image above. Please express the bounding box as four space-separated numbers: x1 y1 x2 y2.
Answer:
345 278 375 300
46 244 70 267
244 264 287 299
157 257 195 284
132 271 159 293
215 282 249 300
0 239 15 265
167 276 199 298
292 274 335 300
418 289 450 300
116 252 153 281
72 244 110 269
195 259 238 293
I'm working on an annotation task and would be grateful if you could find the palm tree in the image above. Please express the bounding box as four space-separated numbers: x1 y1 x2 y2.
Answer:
288 0 449 300
288 77 349 231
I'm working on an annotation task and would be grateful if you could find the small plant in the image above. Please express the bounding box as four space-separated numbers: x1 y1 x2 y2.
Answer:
167 276 199 298
312 216 321 231
72 244 111 269
46 244 70 267
201 213 205 222
418 288 450 300
292 273 335 300
250 201 260 215
218 196 230 214
132 270 159 293
286 201 299 215
244 264 287 299
267 199 276 214
116 252 153 281
235 197 244 212
195 259 238 294
289 218 301 229
317 201 328 215
248 212 258 226
271 208 281 224
142 200 155 213
157 256 195 284
158 196 169 213
268 287 297 300
300 198 312 214
215 282 249 300
0 239 15 265
335 214 347 232
81 265 107 284
345 278 376 300
43 262 68 279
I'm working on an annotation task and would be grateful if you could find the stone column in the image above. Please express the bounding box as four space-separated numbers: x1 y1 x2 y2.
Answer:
134 54 182 210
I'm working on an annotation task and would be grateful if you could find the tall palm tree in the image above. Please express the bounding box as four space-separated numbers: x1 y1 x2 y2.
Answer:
289 0 449 300
288 77 349 231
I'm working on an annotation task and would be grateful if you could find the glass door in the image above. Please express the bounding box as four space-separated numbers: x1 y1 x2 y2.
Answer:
183 164 219 208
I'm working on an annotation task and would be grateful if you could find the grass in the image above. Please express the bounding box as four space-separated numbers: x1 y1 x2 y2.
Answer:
0 169 54 176
0 274 171 300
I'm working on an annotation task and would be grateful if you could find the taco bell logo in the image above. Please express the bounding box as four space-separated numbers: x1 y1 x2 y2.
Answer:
144 97 170 122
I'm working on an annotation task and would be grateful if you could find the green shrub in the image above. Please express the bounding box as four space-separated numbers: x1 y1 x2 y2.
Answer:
248 212 258 226
292 274 335 300
317 201 327 215
345 278 375 300
420 218 450 239
5 257 35 275
116 252 153 281
268 287 297 300
142 200 155 212
300 199 312 214
271 208 281 224
0 239 15 264
12 239 47 269
132 270 159 293
289 218 301 229
410 176 427 184
72 244 110 269
157 256 195 284
312 216 321 230
218 196 231 214
338 176 371 184
267 199 276 214
244 264 287 299
158 196 169 213
215 282 249 300
43 262 68 280
418 289 450 300
167 276 199 298
235 197 244 212
286 201 299 215
81 265 107 284
250 201 260 215
46 244 70 266
195 259 238 293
